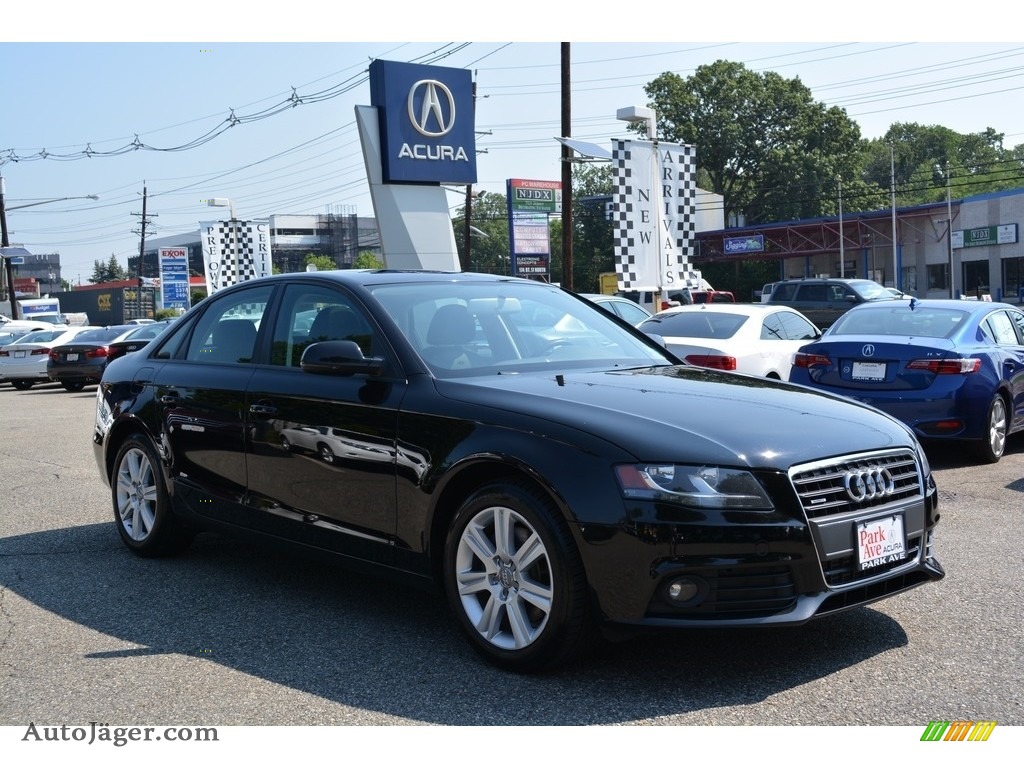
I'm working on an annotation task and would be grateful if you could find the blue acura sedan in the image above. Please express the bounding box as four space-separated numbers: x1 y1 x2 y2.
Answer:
791 298 1024 463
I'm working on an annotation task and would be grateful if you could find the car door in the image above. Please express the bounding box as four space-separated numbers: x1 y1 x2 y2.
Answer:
148 282 275 528
244 281 407 563
986 308 1024 431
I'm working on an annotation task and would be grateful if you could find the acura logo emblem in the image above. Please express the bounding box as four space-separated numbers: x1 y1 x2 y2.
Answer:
408 80 456 137
844 467 895 502
861 344 875 357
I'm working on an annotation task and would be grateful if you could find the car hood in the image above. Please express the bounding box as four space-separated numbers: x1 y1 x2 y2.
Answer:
434 365 915 469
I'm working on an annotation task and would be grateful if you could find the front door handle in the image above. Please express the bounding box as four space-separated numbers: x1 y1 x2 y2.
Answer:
249 402 278 416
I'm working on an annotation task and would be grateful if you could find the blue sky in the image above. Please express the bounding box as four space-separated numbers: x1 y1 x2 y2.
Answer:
3 5 1023 282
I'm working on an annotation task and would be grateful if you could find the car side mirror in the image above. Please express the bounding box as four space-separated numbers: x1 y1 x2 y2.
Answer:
300 340 385 377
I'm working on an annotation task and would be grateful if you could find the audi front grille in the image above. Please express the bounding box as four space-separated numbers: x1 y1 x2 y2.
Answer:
789 450 922 519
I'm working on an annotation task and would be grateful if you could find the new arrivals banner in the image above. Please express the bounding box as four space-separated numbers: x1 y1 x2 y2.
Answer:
200 220 272 294
611 139 700 292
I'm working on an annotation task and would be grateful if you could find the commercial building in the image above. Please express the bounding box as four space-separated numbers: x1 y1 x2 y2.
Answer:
696 187 1024 303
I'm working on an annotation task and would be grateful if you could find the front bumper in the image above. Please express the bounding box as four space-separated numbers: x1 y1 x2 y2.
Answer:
576 450 943 627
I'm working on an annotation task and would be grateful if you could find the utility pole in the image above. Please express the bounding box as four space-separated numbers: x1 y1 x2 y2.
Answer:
463 184 474 271
560 42 573 290
131 183 157 320
0 175 16 319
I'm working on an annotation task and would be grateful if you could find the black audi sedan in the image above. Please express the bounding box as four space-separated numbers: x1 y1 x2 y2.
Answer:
93 270 943 672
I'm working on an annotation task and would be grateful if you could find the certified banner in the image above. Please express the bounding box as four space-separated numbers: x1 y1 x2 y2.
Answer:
611 139 699 292
200 220 272 294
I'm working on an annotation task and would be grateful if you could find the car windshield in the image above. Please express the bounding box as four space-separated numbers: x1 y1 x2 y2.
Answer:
10 329 63 344
638 311 748 339
828 307 969 338
368 279 670 377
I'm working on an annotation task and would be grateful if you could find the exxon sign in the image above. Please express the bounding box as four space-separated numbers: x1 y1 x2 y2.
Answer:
369 59 478 185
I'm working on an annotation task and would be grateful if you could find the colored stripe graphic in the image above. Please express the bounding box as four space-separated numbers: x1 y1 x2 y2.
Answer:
920 721 996 741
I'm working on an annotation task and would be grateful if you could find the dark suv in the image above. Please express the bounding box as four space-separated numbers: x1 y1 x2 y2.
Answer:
767 278 896 327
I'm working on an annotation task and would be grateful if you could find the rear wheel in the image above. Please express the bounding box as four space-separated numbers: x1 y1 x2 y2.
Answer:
443 480 590 673
11 380 33 390
62 381 86 392
975 394 1008 464
112 434 193 556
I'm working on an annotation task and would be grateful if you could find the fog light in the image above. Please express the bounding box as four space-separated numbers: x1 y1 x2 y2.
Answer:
667 578 699 603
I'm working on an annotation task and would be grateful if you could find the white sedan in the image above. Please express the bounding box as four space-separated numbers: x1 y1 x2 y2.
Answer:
637 303 821 379
0 326 99 390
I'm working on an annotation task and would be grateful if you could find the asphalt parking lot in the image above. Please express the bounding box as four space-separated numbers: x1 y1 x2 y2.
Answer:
1 380 1022 730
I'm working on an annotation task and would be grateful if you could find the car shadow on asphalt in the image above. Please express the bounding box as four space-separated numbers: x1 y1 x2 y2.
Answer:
0 521 914 725
922 435 1024 469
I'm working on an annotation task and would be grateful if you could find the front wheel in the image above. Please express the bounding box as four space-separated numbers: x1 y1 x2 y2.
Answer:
112 434 193 556
11 380 33 390
974 394 1008 464
443 480 589 673
62 381 86 392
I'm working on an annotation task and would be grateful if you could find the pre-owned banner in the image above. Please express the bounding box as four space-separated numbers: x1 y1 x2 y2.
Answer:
199 220 272 294
611 139 700 292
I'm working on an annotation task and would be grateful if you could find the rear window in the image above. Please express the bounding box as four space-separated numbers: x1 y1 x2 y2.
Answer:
829 308 967 338
639 311 748 339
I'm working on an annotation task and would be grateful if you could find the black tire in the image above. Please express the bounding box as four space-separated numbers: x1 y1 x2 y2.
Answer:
111 434 193 557
443 479 590 673
281 435 293 452
318 443 335 464
11 380 33 391
974 394 1008 464
62 381 86 392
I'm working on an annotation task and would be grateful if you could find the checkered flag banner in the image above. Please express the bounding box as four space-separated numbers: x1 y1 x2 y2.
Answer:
611 139 699 292
200 220 273 294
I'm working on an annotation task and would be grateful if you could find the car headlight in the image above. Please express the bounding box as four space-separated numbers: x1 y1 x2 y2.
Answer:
615 464 774 510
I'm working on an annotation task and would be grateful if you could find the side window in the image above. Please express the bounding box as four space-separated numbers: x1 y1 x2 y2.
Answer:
984 311 1020 346
778 311 818 340
269 284 376 367
761 313 785 340
773 283 797 301
799 285 828 302
1008 309 1024 344
184 284 274 364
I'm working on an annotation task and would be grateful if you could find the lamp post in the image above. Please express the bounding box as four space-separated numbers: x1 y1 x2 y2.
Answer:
207 197 239 285
0 175 99 319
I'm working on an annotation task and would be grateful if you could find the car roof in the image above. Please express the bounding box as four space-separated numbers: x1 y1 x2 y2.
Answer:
651 303 802 318
844 298 1017 312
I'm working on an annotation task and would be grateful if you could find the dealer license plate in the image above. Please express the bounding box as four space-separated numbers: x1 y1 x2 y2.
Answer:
66 353 79 361
13 350 26 358
857 514 906 570
852 361 886 381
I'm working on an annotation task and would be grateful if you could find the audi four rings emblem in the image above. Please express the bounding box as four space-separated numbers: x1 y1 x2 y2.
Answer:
408 80 456 137
844 467 895 501
861 344 875 357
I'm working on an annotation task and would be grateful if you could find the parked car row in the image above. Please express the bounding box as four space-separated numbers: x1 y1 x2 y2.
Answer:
0 320 175 391
637 294 1024 463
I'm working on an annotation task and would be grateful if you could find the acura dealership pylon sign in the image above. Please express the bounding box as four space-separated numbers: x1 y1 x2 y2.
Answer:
369 60 478 184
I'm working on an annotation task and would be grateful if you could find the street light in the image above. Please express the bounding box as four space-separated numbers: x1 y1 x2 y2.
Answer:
207 197 240 284
0 175 100 319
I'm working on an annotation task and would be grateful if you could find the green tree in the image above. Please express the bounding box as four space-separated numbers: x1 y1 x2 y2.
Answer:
89 254 128 283
552 164 615 292
452 191 511 274
304 253 337 272
352 251 384 269
644 60 876 225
